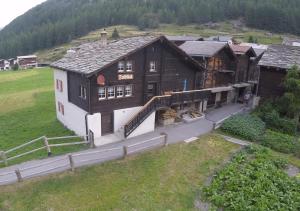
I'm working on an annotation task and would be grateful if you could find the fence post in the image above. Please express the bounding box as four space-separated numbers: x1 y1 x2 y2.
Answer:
161 133 168 147
0 151 7 166
44 137 52 157
213 122 217 130
15 169 23 182
88 131 95 149
123 146 128 159
68 154 75 172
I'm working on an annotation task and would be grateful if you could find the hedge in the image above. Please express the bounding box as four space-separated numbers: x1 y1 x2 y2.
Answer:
221 114 266 141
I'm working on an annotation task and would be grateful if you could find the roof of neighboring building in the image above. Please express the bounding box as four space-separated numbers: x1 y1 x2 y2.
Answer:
166 35 203 42
204 36 232 42
230 45 256 57
258 45 300 69
17 55 37 59
51 35 204 76
179 41 229 57
240 43 268 57
282 37 300 47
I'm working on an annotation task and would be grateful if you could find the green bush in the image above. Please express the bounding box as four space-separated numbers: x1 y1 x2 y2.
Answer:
203 146 300 211
254 102 298 135
221 114 266 141
261 130 300 157
263 110 297 135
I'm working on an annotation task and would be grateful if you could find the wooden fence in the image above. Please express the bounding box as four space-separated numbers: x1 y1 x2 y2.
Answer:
0 133 167 186
0 131 95 167
213 107 248 129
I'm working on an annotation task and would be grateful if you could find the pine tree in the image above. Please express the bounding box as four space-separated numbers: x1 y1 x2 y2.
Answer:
111 28 120 39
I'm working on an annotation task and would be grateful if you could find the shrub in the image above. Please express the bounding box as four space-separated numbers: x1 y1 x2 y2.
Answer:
221 114 265 141
254 102 298 135
203 146 300 211
263 110 297 135
261 130 300 157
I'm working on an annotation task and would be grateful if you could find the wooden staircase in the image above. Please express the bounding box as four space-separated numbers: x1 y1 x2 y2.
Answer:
124 89 211 138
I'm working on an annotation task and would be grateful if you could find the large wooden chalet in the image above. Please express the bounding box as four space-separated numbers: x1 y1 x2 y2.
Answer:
258 45 300 99
51 32 211 141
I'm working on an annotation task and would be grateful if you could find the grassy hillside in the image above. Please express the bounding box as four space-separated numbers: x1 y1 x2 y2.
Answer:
0 135 240 210
0 68 84 166
36 22 291 63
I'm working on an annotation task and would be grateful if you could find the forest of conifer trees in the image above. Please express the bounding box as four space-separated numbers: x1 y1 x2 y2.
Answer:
0 0 300 58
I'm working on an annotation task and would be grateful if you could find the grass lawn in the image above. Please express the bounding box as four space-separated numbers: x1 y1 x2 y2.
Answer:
0 135 240 210
0 68 85 166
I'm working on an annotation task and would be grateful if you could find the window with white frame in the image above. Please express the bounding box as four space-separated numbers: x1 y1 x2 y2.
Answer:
125 85 133 97
126 61 133 72
116 86 124 98
118 61 125 72
79 85 87 99
98 87 106 100
150 61 156 72
107 87 115 99
58 102 64 115
56 79 63 92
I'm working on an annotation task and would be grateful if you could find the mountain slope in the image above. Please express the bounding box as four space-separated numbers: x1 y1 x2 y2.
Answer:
1 0 300 58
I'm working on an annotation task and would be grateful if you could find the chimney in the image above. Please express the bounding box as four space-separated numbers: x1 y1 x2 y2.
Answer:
101 29 108 47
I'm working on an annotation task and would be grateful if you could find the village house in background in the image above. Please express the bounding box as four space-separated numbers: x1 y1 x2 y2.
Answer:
204 36 233 44
282 37 300 47
166 35 204 46
51 31 211 145
258 45 300 99
17 55 38 69
0 59 10 70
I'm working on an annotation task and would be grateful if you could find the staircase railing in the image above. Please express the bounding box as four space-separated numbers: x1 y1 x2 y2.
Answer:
124 89 211 138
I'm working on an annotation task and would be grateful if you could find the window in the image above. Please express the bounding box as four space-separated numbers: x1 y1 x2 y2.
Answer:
125 85 133 97
56 79 63 92
118 61 125 72
107 87 115 99
116 86 124 98
126 61 133 72
79 85 86 99
150 61 156 72
98 87 106 100
58 102 64 115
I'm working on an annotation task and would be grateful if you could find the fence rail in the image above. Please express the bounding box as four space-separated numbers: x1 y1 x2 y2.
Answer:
213 107 247 129
0 132 94 167
0 133 168 186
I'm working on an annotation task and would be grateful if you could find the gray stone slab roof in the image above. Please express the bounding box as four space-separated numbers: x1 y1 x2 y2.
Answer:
166 35 203 42
51 36 160 75
179 41 227 57
258 45 300 69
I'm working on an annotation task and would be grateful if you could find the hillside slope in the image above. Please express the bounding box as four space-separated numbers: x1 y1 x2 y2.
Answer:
1 0 300 59
37 23 287 63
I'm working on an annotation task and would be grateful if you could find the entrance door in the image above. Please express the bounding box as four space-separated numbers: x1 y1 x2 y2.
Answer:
147 82 158 101
101 113 114 135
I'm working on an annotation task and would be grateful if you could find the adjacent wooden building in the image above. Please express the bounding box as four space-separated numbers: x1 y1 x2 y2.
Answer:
258 45 300 99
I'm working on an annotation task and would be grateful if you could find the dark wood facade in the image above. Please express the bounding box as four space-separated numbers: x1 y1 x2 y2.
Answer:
193 47 236 88
258 66 286 99
66 39 205 134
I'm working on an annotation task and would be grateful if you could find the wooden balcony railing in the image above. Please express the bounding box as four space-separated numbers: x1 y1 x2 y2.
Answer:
124 89 211 138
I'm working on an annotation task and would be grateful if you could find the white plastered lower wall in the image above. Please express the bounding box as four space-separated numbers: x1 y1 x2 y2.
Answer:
54 69 88 137
128 112 156 139
113 106 143 132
